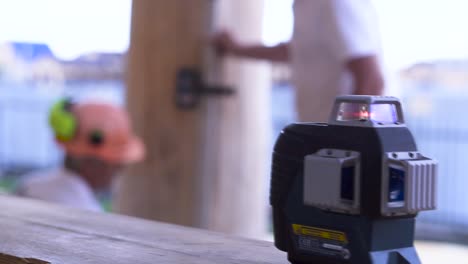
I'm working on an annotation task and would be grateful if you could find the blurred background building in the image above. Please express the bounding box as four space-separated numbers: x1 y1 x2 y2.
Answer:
0 42 124 179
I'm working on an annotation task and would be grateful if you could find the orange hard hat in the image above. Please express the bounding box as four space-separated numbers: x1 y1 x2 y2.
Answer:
56 101 145 164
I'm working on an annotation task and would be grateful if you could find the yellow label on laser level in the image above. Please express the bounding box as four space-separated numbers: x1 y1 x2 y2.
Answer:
292 224 348 243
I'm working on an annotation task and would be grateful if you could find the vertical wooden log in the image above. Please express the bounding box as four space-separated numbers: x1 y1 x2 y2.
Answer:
115 0 209 226
116 0 270 238
198 0 271 238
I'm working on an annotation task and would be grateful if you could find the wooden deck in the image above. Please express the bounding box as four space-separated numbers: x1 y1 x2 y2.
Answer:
0 195 285 264
0 195 467 263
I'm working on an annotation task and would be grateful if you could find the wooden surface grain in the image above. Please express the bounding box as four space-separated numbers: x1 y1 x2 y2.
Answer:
0 195 286 264
0 253 50 264
2 195 468 263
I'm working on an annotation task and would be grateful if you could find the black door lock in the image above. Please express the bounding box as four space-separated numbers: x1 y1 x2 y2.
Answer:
175 67 234 110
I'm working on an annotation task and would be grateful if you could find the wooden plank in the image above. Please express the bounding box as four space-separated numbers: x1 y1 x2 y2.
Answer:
1 196 467 263
0 196 286 264
417 241 468 263
0 253 49 264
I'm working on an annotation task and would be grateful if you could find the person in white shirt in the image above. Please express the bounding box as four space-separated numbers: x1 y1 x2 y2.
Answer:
16 99 145 211
213 0 384 122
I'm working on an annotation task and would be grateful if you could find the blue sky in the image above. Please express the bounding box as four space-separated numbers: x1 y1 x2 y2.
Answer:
1 0 468 70
0 0 131 60
263 0 468 70
375 0 468 69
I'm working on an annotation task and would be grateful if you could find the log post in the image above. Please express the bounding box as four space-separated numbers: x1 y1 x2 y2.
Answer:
116 0 270 238
115 0 209 226
198 0 271 238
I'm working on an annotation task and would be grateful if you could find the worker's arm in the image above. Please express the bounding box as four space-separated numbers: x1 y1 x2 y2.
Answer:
212 31 290 62
231 42 290 62
327 0 384 95
347 55 384 95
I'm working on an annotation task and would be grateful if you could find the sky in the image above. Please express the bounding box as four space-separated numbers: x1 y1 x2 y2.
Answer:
263 0 468 70
375 0 468 69
0 0 132 60
1 0 468 69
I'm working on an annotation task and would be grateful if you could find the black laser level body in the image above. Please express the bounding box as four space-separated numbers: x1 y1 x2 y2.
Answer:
270 95 437 264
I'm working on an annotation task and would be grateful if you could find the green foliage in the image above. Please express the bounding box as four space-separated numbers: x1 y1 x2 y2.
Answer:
0 178 17 194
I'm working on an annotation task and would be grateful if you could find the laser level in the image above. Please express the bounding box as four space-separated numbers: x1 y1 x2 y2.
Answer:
270 95 437 264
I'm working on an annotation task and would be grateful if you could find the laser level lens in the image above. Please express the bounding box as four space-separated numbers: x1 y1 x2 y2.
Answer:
388 166 405 206
337 103 369 121
336 102 400 124
370 104 398 124
341 166 355 201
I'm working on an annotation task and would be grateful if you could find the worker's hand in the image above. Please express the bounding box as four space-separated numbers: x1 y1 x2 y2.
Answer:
212 31 239 56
